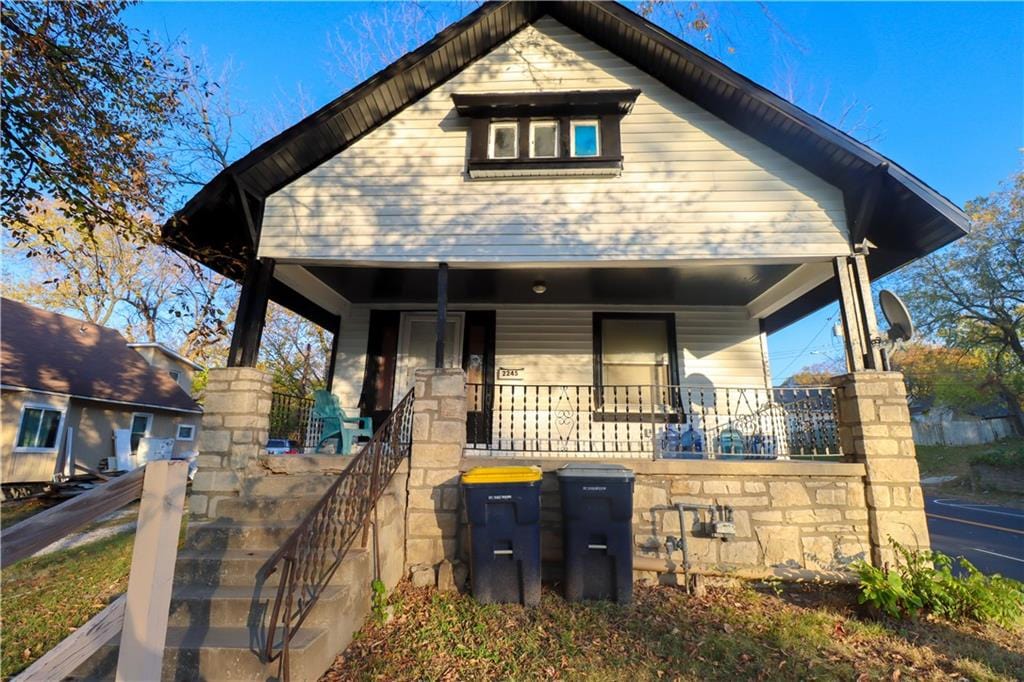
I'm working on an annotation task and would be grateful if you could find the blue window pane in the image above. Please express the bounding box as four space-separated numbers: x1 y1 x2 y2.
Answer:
573 124 598 156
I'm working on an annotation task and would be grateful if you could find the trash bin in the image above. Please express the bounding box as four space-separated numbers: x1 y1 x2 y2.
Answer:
461 466 543 606
557 463 635 604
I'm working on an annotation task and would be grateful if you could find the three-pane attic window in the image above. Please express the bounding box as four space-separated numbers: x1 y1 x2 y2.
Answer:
453 90 639 178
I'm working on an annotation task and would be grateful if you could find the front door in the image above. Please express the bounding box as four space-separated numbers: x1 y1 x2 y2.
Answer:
392 312 464 407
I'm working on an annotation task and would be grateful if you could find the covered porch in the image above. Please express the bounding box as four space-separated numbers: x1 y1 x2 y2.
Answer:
250 254 884 461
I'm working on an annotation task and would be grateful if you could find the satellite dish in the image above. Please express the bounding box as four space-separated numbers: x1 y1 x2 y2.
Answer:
879 290 914 342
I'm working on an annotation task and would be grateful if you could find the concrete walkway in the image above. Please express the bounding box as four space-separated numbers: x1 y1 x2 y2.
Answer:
30 509 137 559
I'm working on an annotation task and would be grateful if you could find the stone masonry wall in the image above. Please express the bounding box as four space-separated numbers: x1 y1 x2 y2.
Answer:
832 371 930 565
190 367 273 519
405 368 467 571
456 458 870 580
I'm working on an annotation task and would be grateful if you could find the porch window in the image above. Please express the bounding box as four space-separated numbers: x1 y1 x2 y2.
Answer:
488 121 518 159
594 314 678 410
15 405 64 450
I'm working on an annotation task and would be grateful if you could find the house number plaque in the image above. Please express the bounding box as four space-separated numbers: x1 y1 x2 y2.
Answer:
497 367 525 382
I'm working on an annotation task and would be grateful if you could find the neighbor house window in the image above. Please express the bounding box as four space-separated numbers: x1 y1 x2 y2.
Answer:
168 369 181 383
488 121 518 159
594 314 678 410
571 120 600 157
176 424 195 441
15 405 64 450
529 120 558 158
130 413 152 452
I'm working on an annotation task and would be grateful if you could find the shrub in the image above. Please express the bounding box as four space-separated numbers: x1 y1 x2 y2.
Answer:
854 540 1024 628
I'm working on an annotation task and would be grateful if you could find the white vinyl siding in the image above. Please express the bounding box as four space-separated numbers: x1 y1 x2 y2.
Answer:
330 308 371 414
495 306 767 389
260 17 849 265
327 305 769 405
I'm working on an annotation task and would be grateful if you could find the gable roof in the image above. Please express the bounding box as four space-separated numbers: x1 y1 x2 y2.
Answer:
126 342 205 371
0 298 202 413
165 0 968 332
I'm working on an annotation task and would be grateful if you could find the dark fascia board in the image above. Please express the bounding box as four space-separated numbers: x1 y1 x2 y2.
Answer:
451 88 640 117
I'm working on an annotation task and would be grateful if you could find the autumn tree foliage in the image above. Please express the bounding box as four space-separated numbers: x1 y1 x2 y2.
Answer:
1 1 183 251
894 170 1024 434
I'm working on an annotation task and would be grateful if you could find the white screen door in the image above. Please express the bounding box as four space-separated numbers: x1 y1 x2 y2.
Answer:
393 312 464 406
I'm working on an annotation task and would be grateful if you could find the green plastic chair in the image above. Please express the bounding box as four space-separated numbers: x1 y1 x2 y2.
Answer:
312 390 373 454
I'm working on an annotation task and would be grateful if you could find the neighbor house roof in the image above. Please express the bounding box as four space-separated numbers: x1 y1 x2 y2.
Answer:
0 298 202 414
126 342 205 371
164 0 969 332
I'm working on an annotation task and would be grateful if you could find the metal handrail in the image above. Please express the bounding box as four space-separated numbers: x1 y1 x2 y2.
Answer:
259 389 415 677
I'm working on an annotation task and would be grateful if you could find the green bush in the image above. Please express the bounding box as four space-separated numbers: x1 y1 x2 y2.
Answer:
854 539 1024 628
970 448 1024 470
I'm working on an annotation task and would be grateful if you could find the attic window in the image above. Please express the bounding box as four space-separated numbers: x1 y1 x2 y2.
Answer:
529 120 558 158
488 122 518 159
571 120 599 157
452 89 639 178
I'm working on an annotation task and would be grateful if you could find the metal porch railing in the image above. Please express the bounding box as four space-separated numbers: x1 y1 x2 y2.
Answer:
259 389 414 679
466 383 842 460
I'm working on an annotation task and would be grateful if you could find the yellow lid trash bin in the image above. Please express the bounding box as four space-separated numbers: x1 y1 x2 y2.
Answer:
460 465 543 605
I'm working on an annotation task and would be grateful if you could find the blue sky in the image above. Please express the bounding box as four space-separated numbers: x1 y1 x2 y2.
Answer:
127 1 1024 383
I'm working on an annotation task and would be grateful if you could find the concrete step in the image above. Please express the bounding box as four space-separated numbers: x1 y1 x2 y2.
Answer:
213 495 324 523
240 474 337 498
167 583 348 628
185 521 299 551
174 547 370 588
70 625 330 681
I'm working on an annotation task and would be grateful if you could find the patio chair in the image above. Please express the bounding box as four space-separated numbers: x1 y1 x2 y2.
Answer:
312 390 373 454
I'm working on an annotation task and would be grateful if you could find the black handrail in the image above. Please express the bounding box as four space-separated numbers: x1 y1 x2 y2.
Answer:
259 389 414 678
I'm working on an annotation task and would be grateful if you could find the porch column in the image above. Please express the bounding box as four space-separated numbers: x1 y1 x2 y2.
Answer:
227 257 275 368
435 262 448 368
833 254 882 372
405 368 467 578
832 371 929 566
190 366 274 519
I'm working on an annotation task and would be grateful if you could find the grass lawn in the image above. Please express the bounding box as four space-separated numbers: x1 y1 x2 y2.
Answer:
329 581 1024 681
0 531 135 677
916 437 1024 506
0 499 187 677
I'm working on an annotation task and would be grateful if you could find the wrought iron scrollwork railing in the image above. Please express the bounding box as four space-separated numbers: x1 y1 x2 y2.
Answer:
466 383 841 459
260 389 414 676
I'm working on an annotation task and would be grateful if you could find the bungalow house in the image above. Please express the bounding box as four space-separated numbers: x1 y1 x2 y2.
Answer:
97 2 968 679
0 298 203 496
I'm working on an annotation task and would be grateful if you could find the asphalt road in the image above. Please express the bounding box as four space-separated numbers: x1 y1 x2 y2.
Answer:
925 496 1024 581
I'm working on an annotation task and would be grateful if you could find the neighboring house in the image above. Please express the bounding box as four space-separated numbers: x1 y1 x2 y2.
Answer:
166 3 967 452
909 399 1018 447
0 298 202 493
127 342 204 396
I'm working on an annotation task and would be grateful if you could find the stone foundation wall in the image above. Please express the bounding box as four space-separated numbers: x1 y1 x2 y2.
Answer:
457 458 869 579
190 367 273 519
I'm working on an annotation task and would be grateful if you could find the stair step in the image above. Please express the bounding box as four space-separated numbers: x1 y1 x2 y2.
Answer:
71 625 329 681
213 495 324 523
257 454 355 476
185 522 299 551
241 474 337 498
174 547 370 588
168 584 348 628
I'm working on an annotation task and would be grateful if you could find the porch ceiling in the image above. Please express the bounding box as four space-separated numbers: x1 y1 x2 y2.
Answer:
304 263 796 306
